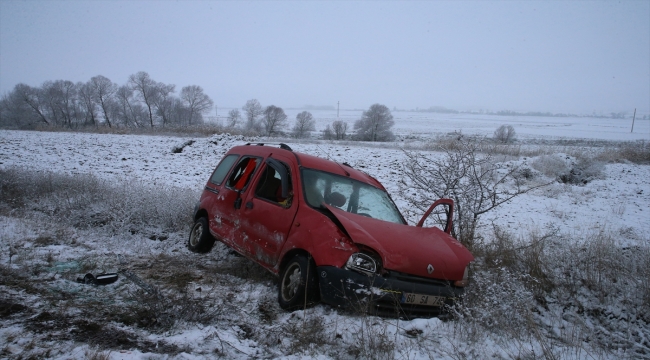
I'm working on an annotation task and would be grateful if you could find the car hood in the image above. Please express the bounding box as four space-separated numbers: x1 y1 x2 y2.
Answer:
325 205 474 280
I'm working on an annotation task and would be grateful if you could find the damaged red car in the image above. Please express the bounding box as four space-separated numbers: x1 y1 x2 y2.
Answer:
189 143 474 317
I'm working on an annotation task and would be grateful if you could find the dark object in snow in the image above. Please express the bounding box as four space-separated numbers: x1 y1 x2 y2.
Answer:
171 140 195 154
76 273 118 285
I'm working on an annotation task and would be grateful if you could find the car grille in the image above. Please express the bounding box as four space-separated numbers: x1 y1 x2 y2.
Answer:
369 295 454 319
385 270 453 288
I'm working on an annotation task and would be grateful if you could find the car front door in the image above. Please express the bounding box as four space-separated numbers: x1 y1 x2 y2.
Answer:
236 155 299 267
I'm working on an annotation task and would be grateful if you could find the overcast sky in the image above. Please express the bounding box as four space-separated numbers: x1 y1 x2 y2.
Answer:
1 1 648 114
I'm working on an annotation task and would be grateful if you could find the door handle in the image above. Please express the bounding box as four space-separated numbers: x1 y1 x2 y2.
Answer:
245 201 254 209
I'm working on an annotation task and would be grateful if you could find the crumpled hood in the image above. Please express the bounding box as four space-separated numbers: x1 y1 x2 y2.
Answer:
325 205 474 280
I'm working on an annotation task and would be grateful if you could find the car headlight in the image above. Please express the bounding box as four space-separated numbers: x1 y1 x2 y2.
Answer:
454 265 470 287
345 253 377 276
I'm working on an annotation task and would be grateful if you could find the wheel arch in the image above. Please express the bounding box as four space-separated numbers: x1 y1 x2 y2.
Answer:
194 208 208 221
279 248 313 273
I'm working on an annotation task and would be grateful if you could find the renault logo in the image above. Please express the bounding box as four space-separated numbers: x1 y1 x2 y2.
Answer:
427 264 434 274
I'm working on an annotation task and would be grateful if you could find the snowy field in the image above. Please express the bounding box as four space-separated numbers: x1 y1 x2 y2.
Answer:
0 114 649 359
221 109 650 142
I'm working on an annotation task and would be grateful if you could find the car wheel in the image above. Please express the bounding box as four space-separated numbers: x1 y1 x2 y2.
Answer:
278 254 319 310
188 217 215 253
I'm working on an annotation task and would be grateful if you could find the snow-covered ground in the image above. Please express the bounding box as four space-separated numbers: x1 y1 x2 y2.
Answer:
0 114 649 359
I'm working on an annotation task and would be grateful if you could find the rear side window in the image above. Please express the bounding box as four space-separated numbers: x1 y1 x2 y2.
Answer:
226 157 261 190
209 154 239 185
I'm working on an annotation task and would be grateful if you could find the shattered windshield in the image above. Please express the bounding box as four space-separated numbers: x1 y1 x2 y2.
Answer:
302 169 405 224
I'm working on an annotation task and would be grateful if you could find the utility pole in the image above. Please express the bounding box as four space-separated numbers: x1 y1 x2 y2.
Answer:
631 108 636 133
337 101 340 120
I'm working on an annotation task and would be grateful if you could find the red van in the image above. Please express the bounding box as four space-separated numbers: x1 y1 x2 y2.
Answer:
189 143 473 317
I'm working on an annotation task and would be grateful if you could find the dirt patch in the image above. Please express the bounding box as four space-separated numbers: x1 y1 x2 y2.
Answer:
0 299 28 318
26 311 181 354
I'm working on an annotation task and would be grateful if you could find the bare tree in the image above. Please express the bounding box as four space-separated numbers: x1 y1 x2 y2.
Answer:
323 124 334 140
0 86 42 128
292 111 315 138
242 99 263 133
114 85 144 127
41 81 64 125
227 108 241 129
129 71 158 127
332 120 348 140
401 136 550 250
494 125 516 143
180 85 213 125
262 105 288 136
77 81 98 126
13 83 49 125
42 80 78 127
90 75 117 127
354 103 395 141
152 82 176 126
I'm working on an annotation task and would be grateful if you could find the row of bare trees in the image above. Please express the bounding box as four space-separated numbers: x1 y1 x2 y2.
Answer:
224 100 395 141
0 71 214 129
2 77 397 142
225 99 318 138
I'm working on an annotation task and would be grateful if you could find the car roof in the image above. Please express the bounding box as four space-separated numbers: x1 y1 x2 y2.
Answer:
227 144 385 190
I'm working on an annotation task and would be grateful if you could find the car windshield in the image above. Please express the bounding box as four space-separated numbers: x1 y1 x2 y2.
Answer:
302 169 405 224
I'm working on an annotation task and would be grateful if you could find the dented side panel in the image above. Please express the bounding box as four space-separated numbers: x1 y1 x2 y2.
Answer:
274 208 358 273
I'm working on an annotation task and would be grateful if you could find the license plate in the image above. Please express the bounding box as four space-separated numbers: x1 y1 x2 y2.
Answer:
401 293 445 307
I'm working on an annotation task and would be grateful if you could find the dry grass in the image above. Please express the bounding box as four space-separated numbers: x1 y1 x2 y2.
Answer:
596 140 650 164
457 224 650 357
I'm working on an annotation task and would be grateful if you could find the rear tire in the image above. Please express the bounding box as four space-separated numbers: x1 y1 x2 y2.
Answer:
188 217 215 253
278 254 319 310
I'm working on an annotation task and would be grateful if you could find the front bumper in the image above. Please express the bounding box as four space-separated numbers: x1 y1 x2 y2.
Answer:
317 266 465 318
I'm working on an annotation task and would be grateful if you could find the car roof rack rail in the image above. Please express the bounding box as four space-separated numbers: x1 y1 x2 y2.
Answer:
244 143 293 152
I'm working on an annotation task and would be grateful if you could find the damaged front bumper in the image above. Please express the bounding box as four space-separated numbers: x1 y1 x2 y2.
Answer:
317 266 465 318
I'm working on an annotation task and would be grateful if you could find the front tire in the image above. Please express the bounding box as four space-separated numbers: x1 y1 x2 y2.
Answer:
278 254 319 310
188 217 215 253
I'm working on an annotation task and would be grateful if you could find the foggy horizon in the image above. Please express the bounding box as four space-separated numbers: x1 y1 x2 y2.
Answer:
1 1 648 115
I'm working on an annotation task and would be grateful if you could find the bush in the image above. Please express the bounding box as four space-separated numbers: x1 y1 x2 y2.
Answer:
401 136 550 249
493 125 516 143
531 154 603 185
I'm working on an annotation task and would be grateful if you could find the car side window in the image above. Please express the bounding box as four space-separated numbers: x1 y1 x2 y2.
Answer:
255 162 293 207
226 157 261 191
209 154 239 185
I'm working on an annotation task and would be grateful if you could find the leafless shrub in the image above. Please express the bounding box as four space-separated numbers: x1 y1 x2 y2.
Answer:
493 124 516 143
531 154 569 178
401 136 551 249
531 153 604 185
